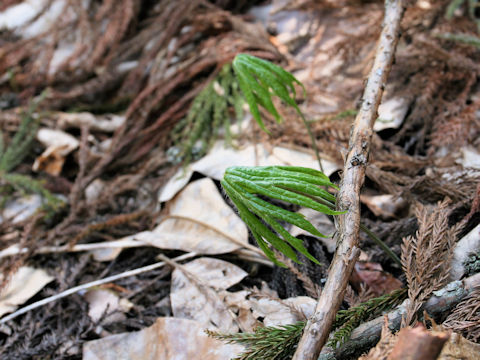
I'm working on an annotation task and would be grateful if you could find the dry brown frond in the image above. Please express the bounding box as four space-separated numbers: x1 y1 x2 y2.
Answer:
366 165 478 204
442 286 480 342
401 199 459 326
344 283 376 308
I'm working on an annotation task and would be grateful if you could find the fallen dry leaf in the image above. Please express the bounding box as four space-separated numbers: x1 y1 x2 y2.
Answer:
170 257 247 332
0 194 43 224
82 317 244 360
249 295 316 327
33 128 79 176
439 331 480 360
57 112 125 132
84 289 133 324
0 266 54 317
361 323 480 360
139 178 249 255
351 262 403 296
360 194 408 220
159 141 339 202
223 290 260 332
375 97 409 132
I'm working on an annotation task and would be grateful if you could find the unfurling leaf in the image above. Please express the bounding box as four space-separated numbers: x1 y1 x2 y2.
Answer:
221 166 344 266
232 54 305 133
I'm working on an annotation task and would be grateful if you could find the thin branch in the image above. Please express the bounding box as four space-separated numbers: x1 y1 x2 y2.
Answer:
293 1 406 358
0 238 143 259
0 252 197 324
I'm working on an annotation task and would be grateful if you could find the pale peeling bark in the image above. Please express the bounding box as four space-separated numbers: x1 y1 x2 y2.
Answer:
293 1 406 359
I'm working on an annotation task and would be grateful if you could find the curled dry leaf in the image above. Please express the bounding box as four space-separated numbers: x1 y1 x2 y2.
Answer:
374 97 409 132
82 317 244 360
139 178 249 255
57 112 125 133
170 257 247 332
0 267 54 317
351 262 403 297
84 289 133 324
360 194 408 220
249 296 316 327
33 128 79 176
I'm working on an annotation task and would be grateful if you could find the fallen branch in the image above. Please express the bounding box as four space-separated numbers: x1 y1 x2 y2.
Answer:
293 1 406 358
318 273 480 360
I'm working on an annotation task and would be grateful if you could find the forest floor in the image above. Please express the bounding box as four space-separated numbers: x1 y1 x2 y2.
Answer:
0 1 479 359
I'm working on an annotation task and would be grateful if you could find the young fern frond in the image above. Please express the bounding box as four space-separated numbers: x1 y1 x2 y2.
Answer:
227 54 400 266
221 166 344 266
233 53 324 172
232 53 304 133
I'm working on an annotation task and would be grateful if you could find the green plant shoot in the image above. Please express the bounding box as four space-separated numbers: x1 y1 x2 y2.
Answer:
221 166 345 266
232 53 305 133
233 53 323 171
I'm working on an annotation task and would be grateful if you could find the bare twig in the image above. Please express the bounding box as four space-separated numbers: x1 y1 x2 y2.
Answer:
293 1 406 358
0 252 197 324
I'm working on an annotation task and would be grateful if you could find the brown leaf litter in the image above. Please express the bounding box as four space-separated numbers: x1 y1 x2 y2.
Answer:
0 0 479 359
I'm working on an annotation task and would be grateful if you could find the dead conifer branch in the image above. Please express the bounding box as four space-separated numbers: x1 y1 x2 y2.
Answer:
293 1 406 358
402 200 459 326
442 286 480 342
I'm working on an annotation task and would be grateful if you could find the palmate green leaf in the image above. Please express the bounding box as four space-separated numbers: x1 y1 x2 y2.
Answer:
222 165 344 265
232 54 305 134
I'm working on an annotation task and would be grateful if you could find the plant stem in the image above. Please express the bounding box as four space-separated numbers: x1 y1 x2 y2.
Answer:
299 112 324 173
307 196 401 266
359 223 401 267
